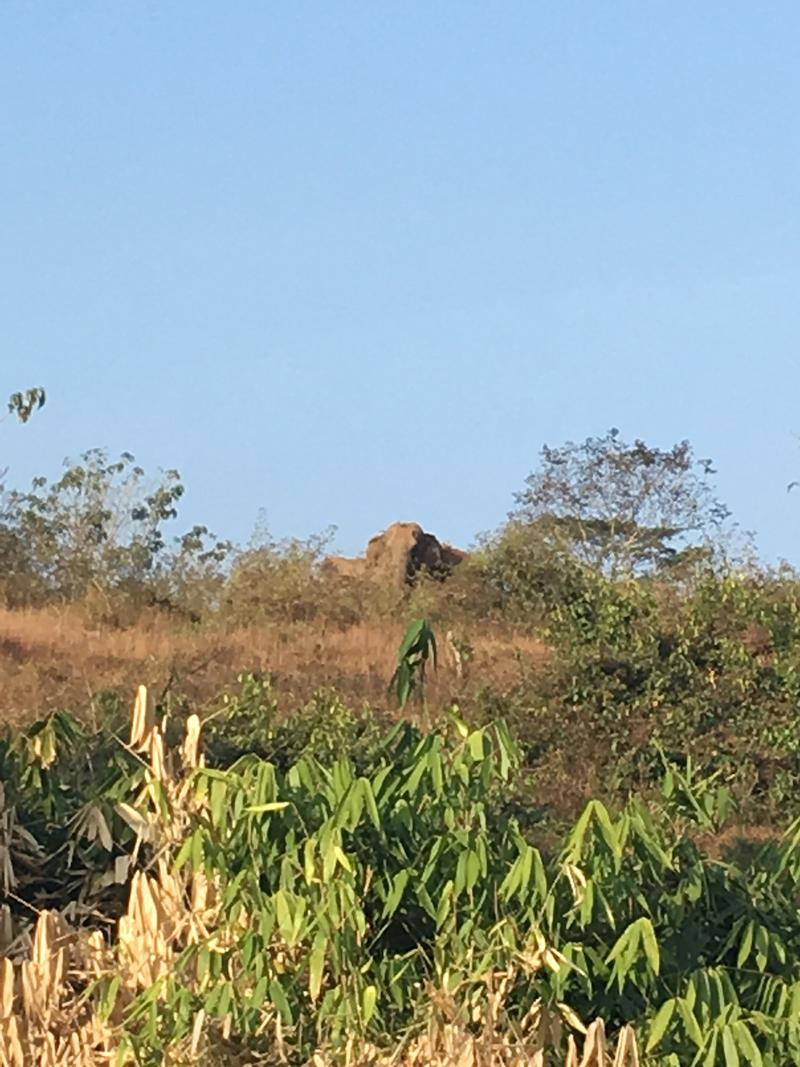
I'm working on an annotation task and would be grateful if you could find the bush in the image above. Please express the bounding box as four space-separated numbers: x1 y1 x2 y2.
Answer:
0 450 230 622
478 563 800 823
8 694 800 1064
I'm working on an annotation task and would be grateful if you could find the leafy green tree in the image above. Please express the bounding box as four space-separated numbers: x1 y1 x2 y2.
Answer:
0 449 229 614
511 429 730 578
224 525 336 624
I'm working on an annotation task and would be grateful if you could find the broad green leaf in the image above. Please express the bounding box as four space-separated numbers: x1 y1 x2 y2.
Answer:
732 1021 762 1067
334 846 352 873
703 1031 718 1067
499 855 522 901
677 998 704 1049
722 1025 740 1067
303 839 316 884
468 730 485 760
435 879 454 930
465 849 480 892
429 746 444 796
249 976 269 1011
210 778 227 829
754 924 770 971
646 998 676 1052
98 976 121 1022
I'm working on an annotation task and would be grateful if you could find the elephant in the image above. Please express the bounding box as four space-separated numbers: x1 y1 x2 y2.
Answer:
324 522 466 590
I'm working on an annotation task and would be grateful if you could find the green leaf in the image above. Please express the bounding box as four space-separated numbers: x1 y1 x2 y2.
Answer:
677 998 704 1049
360 778 381 829
275 891 294 944
721 1025 740 1067
303 839 316 884
269 978 293 1024
309 935 326 1002
398 619 426 659
754 923 770 971
646 998 676 1052
641 917 661 976
736 919 754 968
468 730 485 760
382 870 409 918
362 984 377 1025
436 881 453 928
592 801 619 856
429 746 444 796
703 1031 719 1067
607 919 639 967
465 849 481 892
732 1021 762 1067
210 778 227 829
191 828 204 872
98 976 121 1022
249 976 269 1011
499 855 522 901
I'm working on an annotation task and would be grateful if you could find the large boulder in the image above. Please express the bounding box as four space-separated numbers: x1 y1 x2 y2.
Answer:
323 522 466 589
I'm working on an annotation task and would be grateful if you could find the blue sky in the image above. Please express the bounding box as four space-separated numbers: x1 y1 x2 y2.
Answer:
3 4 800 560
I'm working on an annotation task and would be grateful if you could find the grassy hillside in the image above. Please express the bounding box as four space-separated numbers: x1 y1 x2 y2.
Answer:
4 431 800 1062
0 606 547 726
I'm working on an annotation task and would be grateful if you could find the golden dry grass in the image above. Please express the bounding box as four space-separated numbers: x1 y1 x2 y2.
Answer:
0 606 549 725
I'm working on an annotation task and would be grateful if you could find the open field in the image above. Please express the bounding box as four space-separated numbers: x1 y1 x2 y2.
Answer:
0 606 549 726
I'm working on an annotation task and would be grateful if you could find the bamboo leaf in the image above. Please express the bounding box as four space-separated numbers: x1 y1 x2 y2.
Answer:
641 917 661 976
309 935 326 1002
269 978 293 1024
646 998 676 1052
362 984 377 1025
732 1021 762 1067
736 919 754 968
722 1025 740 1067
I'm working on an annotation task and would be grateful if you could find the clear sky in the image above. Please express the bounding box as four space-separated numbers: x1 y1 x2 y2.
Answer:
3 4 800 560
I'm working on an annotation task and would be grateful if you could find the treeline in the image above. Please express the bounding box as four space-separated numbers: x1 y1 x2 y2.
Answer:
6 427 800 823
0 427 763 627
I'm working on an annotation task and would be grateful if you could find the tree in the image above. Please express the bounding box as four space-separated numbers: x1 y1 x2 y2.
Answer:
510 429 730 578
0 449 229 614
7 387 46 423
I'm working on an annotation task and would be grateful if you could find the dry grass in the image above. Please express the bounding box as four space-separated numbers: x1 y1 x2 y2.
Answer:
0 606 549 726
0 906 640 1067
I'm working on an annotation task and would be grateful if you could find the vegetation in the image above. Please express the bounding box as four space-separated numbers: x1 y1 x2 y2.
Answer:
2 670 800 1064
3 424 800 1063
508 429 731 578
6 385 45 424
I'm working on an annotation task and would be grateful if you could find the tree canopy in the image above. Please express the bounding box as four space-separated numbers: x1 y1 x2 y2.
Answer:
511 429 730 577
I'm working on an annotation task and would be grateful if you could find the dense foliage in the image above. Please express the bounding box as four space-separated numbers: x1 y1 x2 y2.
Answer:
2 680 800 1065
4 424 800 1063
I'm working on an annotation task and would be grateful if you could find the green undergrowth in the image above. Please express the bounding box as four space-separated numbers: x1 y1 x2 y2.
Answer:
2 679 800 1065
